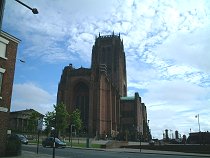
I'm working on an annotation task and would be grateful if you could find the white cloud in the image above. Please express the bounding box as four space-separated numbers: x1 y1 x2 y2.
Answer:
3 0 210 138
11 83 55 114
154 28 210 73
167 65 195 76
144 79 209 104
144 79 210 138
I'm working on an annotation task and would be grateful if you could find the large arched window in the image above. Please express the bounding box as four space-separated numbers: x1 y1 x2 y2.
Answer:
73 82 89 133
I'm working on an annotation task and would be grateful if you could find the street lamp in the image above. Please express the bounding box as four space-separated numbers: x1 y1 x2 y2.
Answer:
147 120 151 141
15 0 38 14
139 127 141 153
36 118 43 154
70 124 75 148
50 127 56 158
195 114 201 132
52 111 57 158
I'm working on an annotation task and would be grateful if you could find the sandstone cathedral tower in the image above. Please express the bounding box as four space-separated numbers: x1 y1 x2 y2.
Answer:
57 33 151 140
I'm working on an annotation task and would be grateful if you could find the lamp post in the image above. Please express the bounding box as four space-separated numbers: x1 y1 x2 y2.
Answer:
195 114 200 132
139 127 141 153
195 114 201 145
36 118 43 154
15 0 38 14
51 127 56 158
18 59 25 63
70 124 75 148
147 120 150 141
52 111 57 158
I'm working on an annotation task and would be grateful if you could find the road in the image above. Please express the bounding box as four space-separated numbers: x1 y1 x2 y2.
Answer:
22 145 207 158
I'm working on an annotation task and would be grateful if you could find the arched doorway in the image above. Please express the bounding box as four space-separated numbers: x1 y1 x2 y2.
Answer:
73 82 89 134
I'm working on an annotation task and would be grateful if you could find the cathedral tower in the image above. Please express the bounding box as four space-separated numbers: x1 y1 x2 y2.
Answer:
91 32 127 97
57 33 149 139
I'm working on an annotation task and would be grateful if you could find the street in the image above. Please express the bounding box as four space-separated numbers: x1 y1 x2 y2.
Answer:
22 145 208 158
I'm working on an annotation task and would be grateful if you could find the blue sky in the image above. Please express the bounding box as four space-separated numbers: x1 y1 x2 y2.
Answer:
3 0 210 139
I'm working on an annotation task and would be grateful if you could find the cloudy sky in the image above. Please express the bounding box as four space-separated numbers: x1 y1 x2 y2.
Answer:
3 0 210 139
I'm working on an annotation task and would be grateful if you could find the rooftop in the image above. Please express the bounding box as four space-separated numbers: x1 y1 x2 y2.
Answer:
120 96 135 101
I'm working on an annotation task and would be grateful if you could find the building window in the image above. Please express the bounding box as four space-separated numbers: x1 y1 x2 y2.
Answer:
0 68 5 97
0 36 9 59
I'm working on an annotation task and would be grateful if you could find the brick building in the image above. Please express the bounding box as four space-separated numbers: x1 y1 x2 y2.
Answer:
57 33 150 140
0 0 5 30
0 31 20 156
120 93 151 141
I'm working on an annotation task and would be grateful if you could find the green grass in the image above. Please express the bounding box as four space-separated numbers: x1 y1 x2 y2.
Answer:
65 142 101 148
28 140 38 144
29 140 102 148
90 144 101 148
66 142 85 148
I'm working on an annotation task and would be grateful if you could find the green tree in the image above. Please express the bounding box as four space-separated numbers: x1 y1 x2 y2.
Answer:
70 109 82 132
44 103 69 137
43 111 55 136
54 103 69 136
27 111 40 133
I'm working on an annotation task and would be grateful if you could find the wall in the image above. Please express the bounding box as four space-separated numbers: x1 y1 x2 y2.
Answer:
0 31 20 156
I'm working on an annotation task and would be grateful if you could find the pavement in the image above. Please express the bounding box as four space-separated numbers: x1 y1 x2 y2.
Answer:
105 148 210 157
2 147 210 158
1 151 63 158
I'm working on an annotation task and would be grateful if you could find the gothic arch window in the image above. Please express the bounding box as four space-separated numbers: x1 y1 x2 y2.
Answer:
73 82 89 133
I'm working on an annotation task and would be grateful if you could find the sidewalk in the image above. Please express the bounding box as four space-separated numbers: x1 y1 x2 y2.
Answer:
1 151 65 158
3 147 210 158
104 148 210 157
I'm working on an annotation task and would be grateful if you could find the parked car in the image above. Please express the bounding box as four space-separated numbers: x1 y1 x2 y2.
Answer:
42 137 66 148
149 140 155 146
9 134 28 145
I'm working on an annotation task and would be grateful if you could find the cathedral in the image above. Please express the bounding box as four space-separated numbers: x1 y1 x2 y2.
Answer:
57 33 151 141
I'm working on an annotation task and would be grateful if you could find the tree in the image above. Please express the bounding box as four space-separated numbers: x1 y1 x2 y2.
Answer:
27 111 40 133
44 103 69 137
54 103 69 137
43 111 55 136
70 109 82 132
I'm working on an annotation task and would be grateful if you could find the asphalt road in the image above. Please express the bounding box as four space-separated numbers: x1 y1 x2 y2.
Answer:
22 145 206 158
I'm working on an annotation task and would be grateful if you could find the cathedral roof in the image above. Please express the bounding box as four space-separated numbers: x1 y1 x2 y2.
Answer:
120 96 135 101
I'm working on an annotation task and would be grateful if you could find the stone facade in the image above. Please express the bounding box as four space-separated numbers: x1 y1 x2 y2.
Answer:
0 31 20 156
57 33 150 140
9 109 44 133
